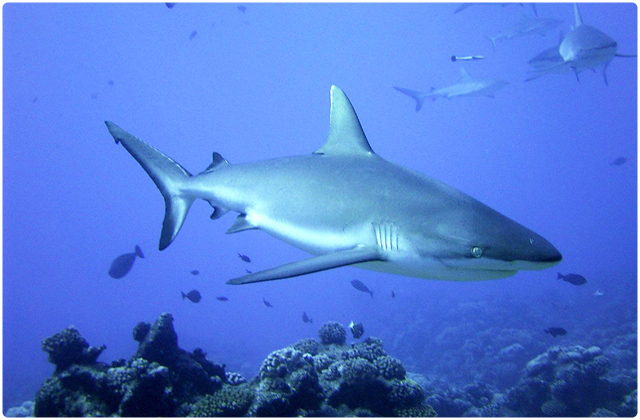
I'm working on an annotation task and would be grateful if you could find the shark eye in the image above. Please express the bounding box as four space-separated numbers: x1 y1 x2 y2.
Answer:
471 246 483 258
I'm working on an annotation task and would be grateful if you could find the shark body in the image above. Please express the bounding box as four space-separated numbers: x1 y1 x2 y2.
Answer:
485 14 563 50
106 86 561 285
393 68 508 111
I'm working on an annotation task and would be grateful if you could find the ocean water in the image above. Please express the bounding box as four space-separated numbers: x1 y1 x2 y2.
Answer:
3 2 637 416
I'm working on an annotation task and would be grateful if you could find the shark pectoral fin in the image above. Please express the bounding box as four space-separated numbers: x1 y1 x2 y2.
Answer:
226 247 383 285
226 214 258 233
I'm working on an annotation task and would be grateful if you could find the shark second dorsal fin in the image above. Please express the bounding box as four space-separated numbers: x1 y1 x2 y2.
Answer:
459 67 472 81
573 3 583 27
314 86 374 156
202 152 229 174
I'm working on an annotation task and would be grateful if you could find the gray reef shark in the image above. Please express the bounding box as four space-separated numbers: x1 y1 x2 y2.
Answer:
528 31 565 71
393 67 508 111
527 4 636 84
485 13 563 50
105 86 561 285
454 3 538 17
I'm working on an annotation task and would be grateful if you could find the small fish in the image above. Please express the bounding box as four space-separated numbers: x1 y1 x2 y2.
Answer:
238 253 251 263
349 321 364 339
558 273 587 286
182 289 201 303
31 96 38 103
237 5 246 13
545 327 567 337
451 55 484 62
302 312 313 324
165 3 176 8
610 157 627 166
351 279 373 298
190 270 200 275
216 296 229 301
108 245 144 279
189 31 197 40
245 269 252 274
263 298 273 308
107 80 115 86
391 291 396 298
594 290 604 297
90 93 98 100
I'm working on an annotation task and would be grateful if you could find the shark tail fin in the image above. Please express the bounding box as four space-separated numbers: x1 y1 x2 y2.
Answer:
393 86 428 111
105 121 195 251
557 273 563 280
484 35 497 51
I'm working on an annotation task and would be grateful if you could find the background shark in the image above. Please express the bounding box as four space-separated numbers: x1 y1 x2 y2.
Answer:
527 3 636 84
106 86 561 284
394 67 508 111
485 13 563 51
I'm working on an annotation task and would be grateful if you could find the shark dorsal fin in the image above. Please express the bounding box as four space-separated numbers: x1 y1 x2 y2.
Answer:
314 85 374 156
573 3 583 27
459 67 472 81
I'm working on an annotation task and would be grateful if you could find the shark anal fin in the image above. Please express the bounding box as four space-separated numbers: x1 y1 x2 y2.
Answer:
227 247 383 285
226 214 258 233
210 206 229 220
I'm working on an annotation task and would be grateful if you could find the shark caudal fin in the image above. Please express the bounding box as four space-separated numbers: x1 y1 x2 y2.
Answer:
393 86 428 111
105 121 194 250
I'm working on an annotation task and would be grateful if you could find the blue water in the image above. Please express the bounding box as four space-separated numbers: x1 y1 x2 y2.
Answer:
3 2 637 413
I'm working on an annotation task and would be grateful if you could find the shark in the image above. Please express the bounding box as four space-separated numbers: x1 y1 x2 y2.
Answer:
485 13 563 50
454 3 538 17
105 86 561 285
393 67 508 111
527 4 636 84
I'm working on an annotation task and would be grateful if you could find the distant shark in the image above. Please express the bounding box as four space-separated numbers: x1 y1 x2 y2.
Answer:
527 4 636 84
485 13 563 50
393 67 508 111
527 31 566 72
454 3 538 17
106 86 561 285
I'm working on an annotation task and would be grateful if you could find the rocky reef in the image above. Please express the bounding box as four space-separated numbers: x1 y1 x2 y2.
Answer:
411 344 637 417
32 314 436 417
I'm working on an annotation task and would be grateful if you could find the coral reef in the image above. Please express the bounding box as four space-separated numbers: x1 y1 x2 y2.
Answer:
5 401 34 417
318 322 346 345
33 317 435 417
41 326 106 373
35 313 228 416
500 345 636 416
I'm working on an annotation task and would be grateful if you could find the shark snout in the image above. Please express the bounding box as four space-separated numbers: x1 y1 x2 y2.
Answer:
527 235 562 265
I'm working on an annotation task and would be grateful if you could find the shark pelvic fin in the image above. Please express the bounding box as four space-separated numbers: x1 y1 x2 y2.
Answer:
314 86 374 156
105 121 194 250
227 246 383 285
226 214 258 233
